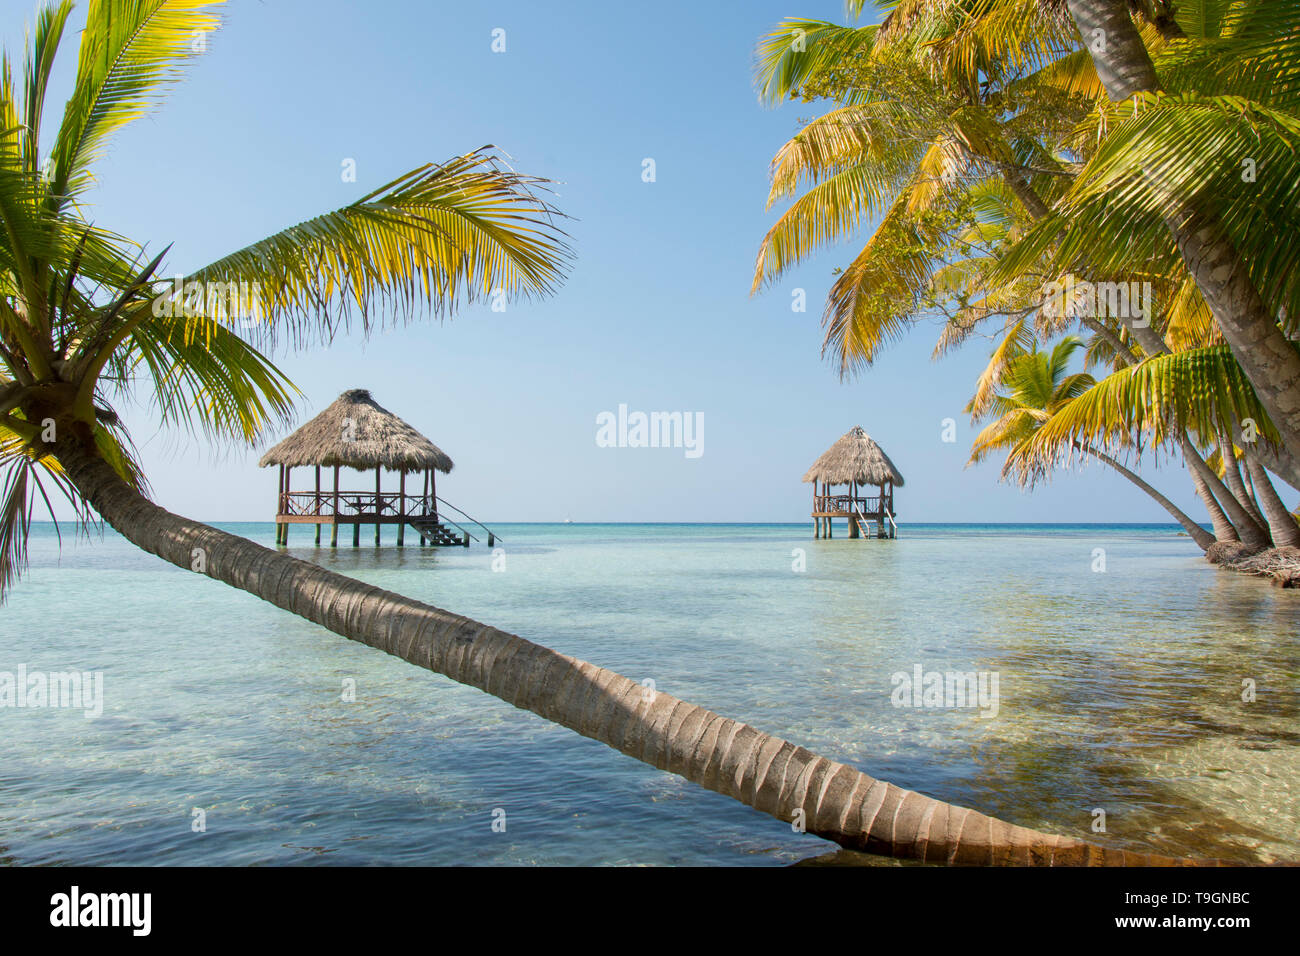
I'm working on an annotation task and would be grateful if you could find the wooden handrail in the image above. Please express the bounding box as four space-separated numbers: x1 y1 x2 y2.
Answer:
435 496 500 544
278 489 440 517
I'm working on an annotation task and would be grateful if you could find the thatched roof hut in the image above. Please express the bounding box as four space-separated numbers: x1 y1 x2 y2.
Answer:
802 426 904 488
259 388 452 474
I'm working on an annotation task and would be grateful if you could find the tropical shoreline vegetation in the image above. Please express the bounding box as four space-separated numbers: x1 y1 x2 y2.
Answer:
751 0 1300 585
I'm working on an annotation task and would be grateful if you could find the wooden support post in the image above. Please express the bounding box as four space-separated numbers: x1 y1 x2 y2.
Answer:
314 466 322 545
282 467 291 544
398 471 406 547
431 469 438 522
331 466 340 547
275 465 284 544
375 468 382 547
419 471 428 547
353 521 360 548
849 480 858 539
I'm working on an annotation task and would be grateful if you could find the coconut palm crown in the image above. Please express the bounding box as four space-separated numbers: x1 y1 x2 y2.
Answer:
0 0 571 595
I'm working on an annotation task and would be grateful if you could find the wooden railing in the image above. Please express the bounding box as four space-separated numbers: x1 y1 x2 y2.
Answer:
276 490 500 545
278 490 436 518
815 493 886 514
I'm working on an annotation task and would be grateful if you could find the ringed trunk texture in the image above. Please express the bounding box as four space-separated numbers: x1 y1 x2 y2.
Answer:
1182 433 1270 550
1066 0 1300 460
53 436 1222 866
1243 452 1300 549
1190 465 1238 543
1235 429 1300 495
1215 431 1270 537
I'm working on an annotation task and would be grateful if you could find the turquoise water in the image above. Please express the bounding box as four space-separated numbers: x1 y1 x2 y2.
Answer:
2 521 1297 866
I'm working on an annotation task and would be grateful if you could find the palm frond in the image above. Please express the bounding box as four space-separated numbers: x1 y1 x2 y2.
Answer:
179 149 572 350
755 19 882 106
48 0 223 207
1008 345 1285 478
108 312 300 445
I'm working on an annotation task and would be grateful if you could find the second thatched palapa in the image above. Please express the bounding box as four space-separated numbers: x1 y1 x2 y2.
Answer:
803 426 903 540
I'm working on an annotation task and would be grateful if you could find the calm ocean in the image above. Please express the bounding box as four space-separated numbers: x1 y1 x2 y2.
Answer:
3 521 1297 865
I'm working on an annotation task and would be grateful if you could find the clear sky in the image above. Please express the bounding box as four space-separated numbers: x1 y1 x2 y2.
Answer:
3 0 1228 523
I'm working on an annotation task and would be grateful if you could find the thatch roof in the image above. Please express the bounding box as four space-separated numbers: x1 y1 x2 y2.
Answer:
258 389 453 474
802 426 904 487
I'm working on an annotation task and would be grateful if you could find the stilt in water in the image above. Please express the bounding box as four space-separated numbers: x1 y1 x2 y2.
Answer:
314 466 322 545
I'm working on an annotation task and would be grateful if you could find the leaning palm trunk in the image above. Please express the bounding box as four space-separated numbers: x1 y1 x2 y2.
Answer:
1215 430 1269 533
1242 452 1300 548
1190 466 1239 543
1077 443 1215 550
1079 319 1251 539
1185 439 1246 543
52 434 1220 866
1181 432 1271 550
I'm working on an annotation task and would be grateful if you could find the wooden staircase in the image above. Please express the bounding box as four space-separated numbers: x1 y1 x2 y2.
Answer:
853 510 897 539
407 518 469 547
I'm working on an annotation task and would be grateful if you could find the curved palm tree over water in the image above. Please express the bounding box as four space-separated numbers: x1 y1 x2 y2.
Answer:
1 1 1221 864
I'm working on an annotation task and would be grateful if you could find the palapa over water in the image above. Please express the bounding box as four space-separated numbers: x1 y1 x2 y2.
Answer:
802 425 905 488
804 426 902 540
259 388 453 474
260 389 494 549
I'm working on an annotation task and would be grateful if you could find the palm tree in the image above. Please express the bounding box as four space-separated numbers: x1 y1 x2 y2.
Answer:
1 0 1199 866
1061 0 1300 464
753 0 1299 542
1006 344 1300 550
751 2 1090 374
968 335 1216 547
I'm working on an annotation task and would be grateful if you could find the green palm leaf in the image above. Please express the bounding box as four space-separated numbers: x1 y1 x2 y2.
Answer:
180 149 572 349
48 0 223 208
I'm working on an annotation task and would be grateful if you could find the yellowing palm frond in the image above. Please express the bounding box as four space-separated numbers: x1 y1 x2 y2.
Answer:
820 179 940 374
766 101 917 202
753 154 913 292
180 149 572 350
1008 344 1284 479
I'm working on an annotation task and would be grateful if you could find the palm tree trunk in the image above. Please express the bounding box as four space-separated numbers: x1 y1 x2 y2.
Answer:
1215 429 1270 535
1190 466 1238 543
1234 431 1300 494
1077 443 1215 550
1181 432 1271 550
50 432 1215 866
1066 0 1300 462
1242 451 1300 548
1240 461 1264 520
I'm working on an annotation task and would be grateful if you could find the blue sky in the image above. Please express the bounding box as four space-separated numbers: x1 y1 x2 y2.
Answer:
2 0 1225 523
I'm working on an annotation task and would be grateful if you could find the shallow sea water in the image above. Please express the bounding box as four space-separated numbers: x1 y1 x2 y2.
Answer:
2 522 1296 865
